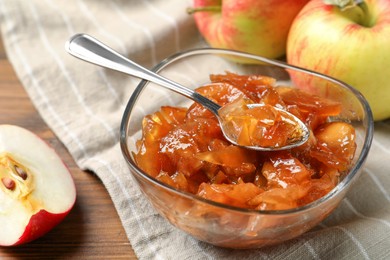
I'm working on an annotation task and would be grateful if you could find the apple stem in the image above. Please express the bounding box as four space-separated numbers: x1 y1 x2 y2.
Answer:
187 6 221 15
324 0 371 27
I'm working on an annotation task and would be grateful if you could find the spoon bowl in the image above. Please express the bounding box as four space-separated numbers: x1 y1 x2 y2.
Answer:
65 34 309 151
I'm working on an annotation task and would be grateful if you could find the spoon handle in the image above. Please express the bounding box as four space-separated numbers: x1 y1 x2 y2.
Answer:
65 34 220 114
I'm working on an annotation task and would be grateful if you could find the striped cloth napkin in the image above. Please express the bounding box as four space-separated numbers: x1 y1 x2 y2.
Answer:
1 0 389 259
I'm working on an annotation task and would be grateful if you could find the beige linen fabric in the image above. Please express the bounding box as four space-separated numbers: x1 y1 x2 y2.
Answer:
1 0 390 259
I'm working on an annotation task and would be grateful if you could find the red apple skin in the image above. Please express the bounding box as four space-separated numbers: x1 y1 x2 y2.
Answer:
12 209 73 246
192 0 309 59
287 0 390 121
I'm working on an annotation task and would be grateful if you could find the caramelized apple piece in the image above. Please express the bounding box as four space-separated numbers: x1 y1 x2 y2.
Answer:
156 171 189 192
261 152 312 188
310 122 356 171
249 185 311 210
197 182 263 209
134 107 185 177
160 118 223 177
298 167 339 206
218 98 305 148
196 145 257 177
210 72 282 106
276 87 342 129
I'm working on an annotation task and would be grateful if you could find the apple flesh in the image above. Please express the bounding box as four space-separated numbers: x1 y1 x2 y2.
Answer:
287 0 390 121
189 0 309 60
0 125 76 246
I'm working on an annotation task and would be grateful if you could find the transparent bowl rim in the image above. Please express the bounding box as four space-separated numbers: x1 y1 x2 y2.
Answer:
120 48 374 215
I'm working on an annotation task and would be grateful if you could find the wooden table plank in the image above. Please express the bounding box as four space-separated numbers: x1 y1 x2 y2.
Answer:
0 35 137 259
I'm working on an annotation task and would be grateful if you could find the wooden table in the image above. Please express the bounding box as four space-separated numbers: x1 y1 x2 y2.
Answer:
0 37 137 258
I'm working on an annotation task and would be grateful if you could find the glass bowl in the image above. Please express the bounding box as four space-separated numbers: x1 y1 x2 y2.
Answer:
120 48 374 249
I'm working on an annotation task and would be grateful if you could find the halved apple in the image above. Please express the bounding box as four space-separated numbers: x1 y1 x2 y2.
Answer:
0 125 76 246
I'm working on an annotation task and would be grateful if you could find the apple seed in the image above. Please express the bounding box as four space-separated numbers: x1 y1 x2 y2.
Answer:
14 165 28 180
2 177 15 190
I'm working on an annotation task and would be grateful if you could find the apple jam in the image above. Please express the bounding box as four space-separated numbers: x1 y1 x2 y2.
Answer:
218 98 306 148
133 72 356 210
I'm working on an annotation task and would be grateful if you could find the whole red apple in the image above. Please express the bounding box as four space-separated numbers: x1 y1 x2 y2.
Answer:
0 125 76 246
287 0 390 121
189 0 309 59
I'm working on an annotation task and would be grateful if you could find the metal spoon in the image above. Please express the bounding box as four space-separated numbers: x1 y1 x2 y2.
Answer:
65 34 309 151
